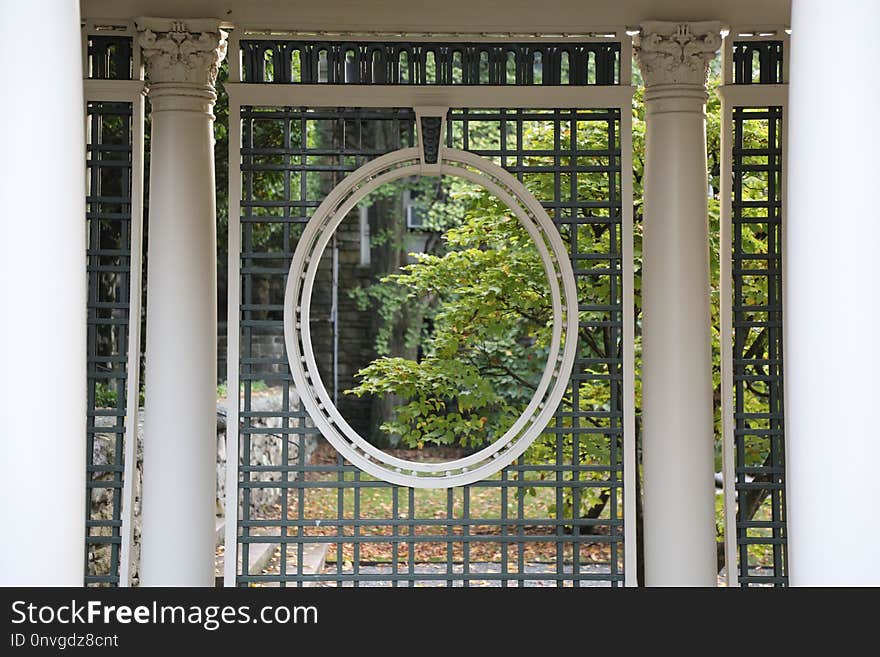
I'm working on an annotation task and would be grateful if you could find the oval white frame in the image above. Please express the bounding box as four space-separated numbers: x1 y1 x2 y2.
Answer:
284 147 578 488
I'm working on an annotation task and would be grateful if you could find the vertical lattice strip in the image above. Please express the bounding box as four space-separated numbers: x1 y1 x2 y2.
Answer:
84 101 134 586
730 105 787 585
721 32 788 586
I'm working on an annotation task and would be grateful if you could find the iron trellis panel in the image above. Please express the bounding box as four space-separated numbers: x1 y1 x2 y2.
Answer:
84 101 134 586
239 40 620 86
731 105 787 586
235 105 624 586
86 35 134 80
732 41 784 85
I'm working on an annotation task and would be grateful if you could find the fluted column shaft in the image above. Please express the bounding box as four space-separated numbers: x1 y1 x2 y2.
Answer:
636 21 721 587
137 17 227 586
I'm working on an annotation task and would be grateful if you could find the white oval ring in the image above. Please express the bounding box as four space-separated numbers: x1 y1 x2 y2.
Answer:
284 147 578 488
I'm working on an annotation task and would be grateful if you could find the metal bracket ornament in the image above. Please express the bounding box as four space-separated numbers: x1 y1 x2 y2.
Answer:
414 106 448 174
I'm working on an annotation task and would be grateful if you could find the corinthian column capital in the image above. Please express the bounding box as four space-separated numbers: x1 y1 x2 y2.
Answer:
635 21 721 88
135 17 227 88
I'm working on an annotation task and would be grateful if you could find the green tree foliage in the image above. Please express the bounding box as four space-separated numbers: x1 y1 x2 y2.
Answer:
347 190 551 449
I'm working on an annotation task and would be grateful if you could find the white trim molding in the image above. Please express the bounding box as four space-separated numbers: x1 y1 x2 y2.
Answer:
82 78 146 588
223 83 635 111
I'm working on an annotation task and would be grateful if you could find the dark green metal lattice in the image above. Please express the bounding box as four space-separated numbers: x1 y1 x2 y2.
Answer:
731 104 787 586
84 101 134 586
234 105 624 586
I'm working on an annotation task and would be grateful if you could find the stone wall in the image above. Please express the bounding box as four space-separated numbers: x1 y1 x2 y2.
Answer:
216 391 318 520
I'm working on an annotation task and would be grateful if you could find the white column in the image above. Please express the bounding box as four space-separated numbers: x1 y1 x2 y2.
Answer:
0 0 85 586
136 18 226 586
635 21 721 586
787 0 880 586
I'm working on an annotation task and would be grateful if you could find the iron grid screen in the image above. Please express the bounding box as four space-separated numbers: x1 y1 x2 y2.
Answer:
234 105 625 586
731 105 787 586
84 101 134 586
239 39 620 86
86 35 134 81
732 41 783 85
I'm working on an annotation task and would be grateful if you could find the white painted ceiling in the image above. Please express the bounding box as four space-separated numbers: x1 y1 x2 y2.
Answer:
81 0 791 32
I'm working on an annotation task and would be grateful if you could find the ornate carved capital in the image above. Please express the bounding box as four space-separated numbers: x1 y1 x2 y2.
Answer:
635 21 721 88
135 17 227 87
